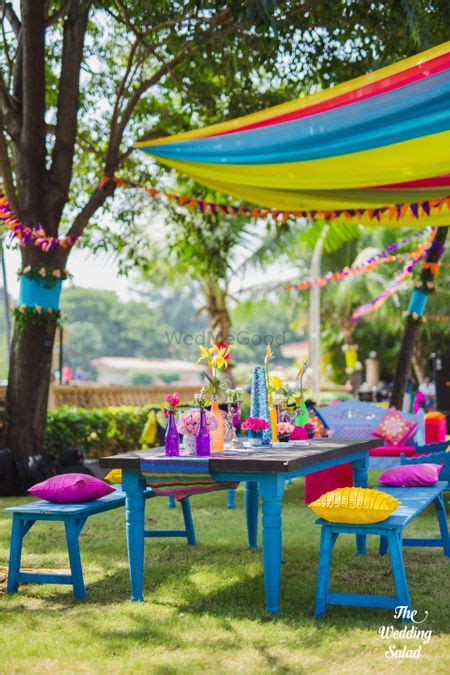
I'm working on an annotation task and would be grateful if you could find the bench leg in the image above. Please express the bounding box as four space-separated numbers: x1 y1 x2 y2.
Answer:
434 494 450 556
65 518 86 600
379 535 388 556
315 527 338 618
180 497 196 545
7 516 35 594
387 530 411 621
168 496 176 509
227 488 236 509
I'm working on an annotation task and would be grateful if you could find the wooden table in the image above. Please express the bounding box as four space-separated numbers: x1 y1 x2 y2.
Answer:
100 439 378 613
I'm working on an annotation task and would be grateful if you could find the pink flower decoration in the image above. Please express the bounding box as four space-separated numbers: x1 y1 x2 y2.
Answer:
277 422 295 435
290 425 308 440
242 417 270 432
165 392 180 411
178 408 218 435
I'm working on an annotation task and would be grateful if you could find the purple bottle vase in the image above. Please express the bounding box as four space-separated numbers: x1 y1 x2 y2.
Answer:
164 411 180 456
195 409 211 456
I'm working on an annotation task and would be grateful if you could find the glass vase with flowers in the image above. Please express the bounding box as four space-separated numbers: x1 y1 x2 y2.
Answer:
164 392 180 456
198 342 232 451
242 417 270 446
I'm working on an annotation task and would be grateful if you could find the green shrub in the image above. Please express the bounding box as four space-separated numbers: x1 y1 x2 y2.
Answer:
44 405 159 459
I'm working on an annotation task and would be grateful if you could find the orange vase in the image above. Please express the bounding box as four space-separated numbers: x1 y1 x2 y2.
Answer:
210 398 224 452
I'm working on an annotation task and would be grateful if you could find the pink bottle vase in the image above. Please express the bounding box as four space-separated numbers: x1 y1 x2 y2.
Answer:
195 409 211 456
164 411 180 456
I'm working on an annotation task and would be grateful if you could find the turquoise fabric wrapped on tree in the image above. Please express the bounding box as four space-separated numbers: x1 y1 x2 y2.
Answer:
18 276 62 310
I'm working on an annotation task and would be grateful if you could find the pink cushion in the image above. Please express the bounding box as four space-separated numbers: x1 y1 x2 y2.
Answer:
379 463 443 487
369 445 416 457
28 473 115 503
371 407 417 446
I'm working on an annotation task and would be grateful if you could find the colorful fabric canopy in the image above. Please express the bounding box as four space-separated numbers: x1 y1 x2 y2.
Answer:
136 42 450 227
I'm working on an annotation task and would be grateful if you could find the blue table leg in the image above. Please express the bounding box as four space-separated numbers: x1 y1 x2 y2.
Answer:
259 476 284 613
245 481 259 548
227 488 236 509
352 454 369 555
122 470 146 602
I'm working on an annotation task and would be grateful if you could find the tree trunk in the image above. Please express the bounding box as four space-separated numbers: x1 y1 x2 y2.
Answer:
6 317 58 457
390 226 448 409
206 285 232 345
205 283 235 384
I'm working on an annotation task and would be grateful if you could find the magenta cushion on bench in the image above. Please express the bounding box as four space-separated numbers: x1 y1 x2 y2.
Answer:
369 445 416 457
379 463 443 487
28 473 115 503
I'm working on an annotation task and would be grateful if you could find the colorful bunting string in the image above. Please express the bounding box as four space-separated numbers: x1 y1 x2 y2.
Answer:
350 229 437 322
281 228 431 293
100 176 450 226
0 191 80 252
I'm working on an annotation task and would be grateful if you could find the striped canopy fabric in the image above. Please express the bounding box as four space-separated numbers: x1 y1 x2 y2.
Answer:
136 42 450 227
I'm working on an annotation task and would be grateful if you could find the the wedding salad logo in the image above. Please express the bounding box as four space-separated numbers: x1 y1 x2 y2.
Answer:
379 606 432 659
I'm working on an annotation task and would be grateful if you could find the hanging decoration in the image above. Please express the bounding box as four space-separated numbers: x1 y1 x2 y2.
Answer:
342 344 359 373
282 250 422 293
101 176 450 227
350 229 437 321
0 191 80 251
135 42 450 230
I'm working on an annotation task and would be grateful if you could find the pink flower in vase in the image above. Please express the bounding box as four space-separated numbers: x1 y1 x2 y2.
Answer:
241 417 270 432
164 391 180 413
277 422 295 436
178 408 218 435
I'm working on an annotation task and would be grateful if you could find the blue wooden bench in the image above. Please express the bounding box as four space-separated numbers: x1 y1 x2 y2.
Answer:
5 487 196 599
314 482 450 618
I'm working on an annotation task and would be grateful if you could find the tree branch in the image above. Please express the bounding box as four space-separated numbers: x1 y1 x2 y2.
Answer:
48 0 88 229
0 126 19 214
66 184 114 240
19 0 47 221
0 1 21 37
105 44 196 173
46 0 71 26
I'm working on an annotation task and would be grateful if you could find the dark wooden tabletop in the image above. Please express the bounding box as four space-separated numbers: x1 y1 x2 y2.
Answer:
99 439 378 473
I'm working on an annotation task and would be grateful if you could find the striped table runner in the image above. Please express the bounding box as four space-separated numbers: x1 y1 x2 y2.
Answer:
140 456 238 500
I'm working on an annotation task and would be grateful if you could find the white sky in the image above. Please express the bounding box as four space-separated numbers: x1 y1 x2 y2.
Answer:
2 240 297 303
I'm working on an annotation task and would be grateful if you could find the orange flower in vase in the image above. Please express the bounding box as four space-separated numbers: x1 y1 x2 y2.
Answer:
197 343 231 451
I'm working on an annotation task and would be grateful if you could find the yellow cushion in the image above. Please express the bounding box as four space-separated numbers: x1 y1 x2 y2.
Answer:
309 487 400 524
104 469 122 485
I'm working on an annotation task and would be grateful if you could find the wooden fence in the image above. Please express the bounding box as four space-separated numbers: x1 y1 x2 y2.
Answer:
47 384 199 409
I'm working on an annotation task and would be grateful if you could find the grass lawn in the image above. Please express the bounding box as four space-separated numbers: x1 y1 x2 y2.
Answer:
0 474 449 674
